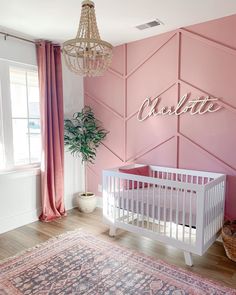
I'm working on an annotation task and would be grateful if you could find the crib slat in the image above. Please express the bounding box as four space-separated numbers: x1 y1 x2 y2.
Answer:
108 176 111 217
214 185 216 234
189 190 192 244
113 177 116 221
112 177 116 220
214 185 217 234
217 184 220 231
212 186 215 236
118 178 120 220
137 181 139 227
158 184 161 233
163 185 167 235
218 183 222 230
182 187 186 242
221 181 224 226
142 181 144 228
216 184 219 232
207 189 210 242
189 176 193 244
208 191 210 244
127 181 129 224
110 176 112 218
105 175 109 217
217 183 221 230
209 188 213 240
132 180 134 225
205 190 208 243
170 185 173 238
122 179 125 223
152 183 155 231
176 188 179 240
147 183 150 229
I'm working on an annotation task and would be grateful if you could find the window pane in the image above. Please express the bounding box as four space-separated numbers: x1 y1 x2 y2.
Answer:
5 65 41 169
29 118 41 163
0 140 5 169
27 71 39 87
10 68 27 118
0 93 5 169
12 119 29 165
27 71 40 118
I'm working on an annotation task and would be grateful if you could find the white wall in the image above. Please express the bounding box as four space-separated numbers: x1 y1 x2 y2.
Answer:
0 35 84 234
62 59 85 209
0 170 41 233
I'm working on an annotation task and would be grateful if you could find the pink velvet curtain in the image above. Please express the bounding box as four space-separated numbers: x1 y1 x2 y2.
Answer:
36 41 66 222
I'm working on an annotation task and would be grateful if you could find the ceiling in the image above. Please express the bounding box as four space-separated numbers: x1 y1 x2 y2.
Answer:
1 0 236 46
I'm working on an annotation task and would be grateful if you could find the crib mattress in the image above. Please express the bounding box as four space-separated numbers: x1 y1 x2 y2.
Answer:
113 186 197 227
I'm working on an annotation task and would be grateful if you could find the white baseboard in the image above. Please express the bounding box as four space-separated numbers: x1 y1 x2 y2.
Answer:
0 197 102 234
0 207 42 234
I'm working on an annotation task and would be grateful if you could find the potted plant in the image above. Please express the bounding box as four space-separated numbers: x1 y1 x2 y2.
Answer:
64 106 108 213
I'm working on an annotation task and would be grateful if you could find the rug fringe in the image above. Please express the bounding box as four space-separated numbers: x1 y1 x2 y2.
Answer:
1 229 235 293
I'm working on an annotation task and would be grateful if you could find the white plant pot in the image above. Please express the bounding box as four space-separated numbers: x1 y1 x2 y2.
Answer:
77 192 97 213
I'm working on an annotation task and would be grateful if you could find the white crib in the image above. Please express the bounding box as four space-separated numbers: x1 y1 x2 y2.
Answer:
102 164 226 266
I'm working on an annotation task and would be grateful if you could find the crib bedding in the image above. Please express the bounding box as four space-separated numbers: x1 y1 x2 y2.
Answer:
113 186 197 226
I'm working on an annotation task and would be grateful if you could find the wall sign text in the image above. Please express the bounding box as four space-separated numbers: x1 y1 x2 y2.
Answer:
137 93 222 122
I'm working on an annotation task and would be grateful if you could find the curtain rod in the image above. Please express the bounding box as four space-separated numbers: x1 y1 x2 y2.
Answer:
0 31 36 44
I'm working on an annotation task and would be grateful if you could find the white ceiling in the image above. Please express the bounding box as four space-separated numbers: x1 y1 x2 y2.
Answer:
1 0 236 46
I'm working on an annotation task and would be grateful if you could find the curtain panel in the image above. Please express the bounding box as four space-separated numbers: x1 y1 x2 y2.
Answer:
36 41 66 221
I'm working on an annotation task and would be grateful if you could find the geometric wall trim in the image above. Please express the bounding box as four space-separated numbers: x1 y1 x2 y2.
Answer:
85 14 236 219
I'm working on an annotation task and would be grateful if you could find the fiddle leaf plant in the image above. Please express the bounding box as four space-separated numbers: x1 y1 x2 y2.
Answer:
64 106 108 195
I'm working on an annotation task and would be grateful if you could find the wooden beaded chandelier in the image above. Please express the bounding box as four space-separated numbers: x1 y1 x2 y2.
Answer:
62 0 113 77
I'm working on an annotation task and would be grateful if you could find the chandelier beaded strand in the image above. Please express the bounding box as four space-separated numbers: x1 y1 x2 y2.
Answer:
62 0 113 77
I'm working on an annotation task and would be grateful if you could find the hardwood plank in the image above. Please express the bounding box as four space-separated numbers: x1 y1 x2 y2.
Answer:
0 208 235 289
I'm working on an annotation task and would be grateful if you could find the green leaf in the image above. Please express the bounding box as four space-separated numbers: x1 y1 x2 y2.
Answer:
64 105 109 164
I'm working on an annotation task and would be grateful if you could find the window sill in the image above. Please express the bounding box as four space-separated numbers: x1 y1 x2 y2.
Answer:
0 165 41 180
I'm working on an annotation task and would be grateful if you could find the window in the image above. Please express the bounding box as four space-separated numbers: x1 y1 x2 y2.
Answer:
0 60 41 171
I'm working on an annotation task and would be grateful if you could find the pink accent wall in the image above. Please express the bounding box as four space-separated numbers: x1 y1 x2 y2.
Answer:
85 14 236 220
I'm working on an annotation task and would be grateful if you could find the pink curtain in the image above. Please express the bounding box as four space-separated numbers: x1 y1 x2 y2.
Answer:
36 41 66 222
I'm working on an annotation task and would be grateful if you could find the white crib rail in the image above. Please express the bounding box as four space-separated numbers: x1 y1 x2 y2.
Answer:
103 166 226 257
203 175 226 251
104 171 198 252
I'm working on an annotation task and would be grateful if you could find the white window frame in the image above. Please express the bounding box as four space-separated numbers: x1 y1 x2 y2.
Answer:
0 58 41 173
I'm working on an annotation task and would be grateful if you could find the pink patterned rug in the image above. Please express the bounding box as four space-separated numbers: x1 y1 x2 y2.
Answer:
0 230 235 295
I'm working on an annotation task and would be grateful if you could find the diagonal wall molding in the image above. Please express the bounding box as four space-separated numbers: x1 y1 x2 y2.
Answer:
178 132 236 173
107 67 125 79
180 28 236 56
85 92 124 120
179 79 236 114
128 136 176 162
101 142 125 163
126 33 177 79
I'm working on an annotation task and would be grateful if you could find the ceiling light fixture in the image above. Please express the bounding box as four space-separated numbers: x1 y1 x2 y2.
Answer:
62 0 113 77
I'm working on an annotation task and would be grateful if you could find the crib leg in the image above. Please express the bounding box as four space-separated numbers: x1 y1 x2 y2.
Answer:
184 251 193 266
109 225 117 237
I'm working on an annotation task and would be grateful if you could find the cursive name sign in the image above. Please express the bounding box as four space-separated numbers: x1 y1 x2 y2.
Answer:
137 93 222 122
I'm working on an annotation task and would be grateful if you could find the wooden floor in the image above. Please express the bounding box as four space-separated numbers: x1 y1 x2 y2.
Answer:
0 208 235 289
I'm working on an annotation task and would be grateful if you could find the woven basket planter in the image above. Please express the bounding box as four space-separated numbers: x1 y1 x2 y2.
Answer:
222 220 236 262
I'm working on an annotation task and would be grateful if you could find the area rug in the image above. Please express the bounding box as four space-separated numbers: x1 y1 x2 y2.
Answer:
0 230 235 295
